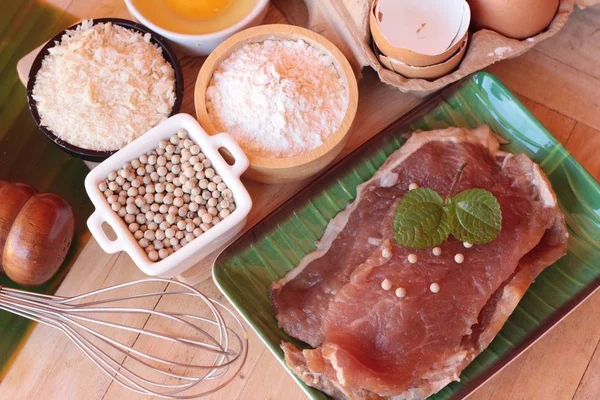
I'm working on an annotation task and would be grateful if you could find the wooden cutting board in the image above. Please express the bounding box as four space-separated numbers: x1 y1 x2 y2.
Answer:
3 1 600 400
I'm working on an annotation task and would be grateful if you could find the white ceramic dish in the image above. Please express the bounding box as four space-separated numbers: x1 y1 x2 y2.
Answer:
124 0 270 56
84 113 252 279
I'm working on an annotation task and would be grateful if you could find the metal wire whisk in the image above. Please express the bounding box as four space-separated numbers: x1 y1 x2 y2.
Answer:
0 278 248 399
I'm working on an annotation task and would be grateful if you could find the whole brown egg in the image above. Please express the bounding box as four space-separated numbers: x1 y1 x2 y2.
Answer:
468 0 559 39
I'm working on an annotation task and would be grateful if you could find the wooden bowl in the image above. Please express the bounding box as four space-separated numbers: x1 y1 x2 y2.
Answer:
195 24 359 184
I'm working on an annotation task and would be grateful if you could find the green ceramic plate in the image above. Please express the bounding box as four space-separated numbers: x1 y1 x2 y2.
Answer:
213 72 600 400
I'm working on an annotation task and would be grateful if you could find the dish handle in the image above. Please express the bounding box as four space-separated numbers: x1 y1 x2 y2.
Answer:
210 133 249 178
87 211 123 254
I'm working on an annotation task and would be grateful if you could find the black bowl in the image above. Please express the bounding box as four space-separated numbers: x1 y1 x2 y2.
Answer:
26 18 184 163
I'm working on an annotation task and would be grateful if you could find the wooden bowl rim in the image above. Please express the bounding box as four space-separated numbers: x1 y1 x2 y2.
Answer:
195 24 359 170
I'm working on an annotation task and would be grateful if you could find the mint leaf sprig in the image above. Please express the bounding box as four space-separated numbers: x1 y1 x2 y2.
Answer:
393 188 502 249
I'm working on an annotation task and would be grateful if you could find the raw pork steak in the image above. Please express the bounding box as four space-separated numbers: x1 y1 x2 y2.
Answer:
270 126 568 400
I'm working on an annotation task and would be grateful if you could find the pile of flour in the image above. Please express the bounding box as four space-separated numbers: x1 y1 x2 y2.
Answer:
205 39 349 158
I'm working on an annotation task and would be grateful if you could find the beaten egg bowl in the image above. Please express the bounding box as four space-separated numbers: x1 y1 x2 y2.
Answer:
125 0 270 56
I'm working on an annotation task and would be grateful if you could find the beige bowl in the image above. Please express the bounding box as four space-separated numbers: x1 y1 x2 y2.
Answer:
195 24 359 184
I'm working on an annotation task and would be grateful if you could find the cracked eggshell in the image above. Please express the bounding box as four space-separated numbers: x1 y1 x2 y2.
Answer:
371 0 470 67
379 34 469 80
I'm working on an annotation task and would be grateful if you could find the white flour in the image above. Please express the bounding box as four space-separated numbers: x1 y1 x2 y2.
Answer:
205 39 349 158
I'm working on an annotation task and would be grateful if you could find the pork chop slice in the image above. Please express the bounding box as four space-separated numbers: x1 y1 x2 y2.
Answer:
282 213 567 400
271 126 505 347
272 126 568 399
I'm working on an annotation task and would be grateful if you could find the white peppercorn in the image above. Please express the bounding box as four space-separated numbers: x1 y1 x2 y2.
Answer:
124 214 136 224
144 230 155 241
159 221 170 231
219 209 231 219
136 214 146 224
207 198 218 207
165 214 177 225
175 231 185 240
200 223 211 232
148 222 158 231
150 203 160 212
201 213 212 224
148 251 159 262
185 222 195 233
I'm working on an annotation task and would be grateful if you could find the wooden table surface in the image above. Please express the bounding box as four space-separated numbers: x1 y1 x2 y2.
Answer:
2 1 600 399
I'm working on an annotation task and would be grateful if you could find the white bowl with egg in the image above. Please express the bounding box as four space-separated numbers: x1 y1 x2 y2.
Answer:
124 0 270 55
84 113 252 279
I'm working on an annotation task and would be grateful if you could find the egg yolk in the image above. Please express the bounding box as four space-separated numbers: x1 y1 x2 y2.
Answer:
164 0 233 20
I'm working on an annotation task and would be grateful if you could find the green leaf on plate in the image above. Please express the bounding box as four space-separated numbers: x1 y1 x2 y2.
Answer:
393 188 450 249
446 189 502 244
